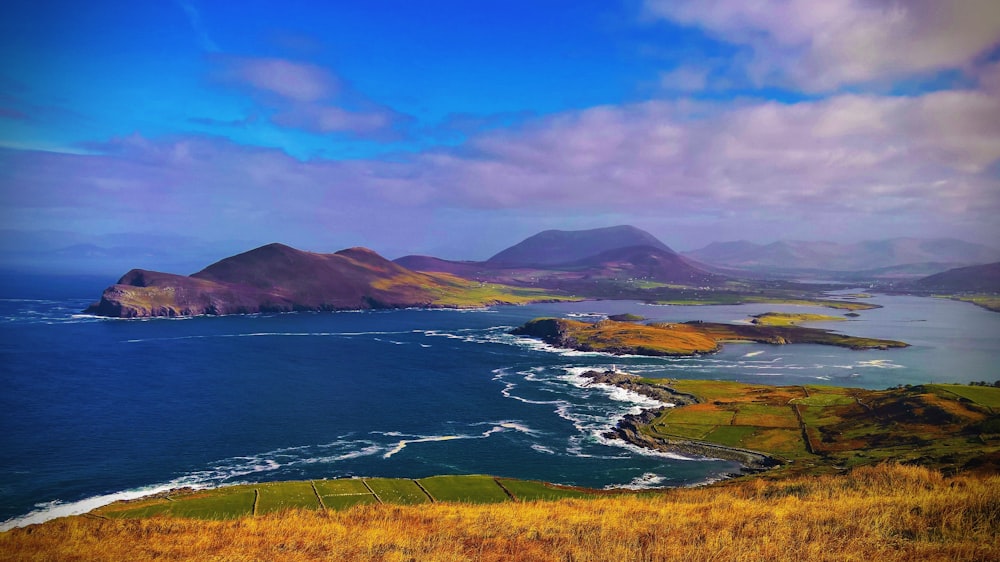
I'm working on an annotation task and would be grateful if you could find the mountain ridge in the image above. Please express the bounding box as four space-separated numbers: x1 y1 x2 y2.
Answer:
683 237 1000 273
86 244 566 317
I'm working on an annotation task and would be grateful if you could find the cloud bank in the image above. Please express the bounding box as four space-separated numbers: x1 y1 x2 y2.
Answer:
3 69 998 251
645 0 1000 90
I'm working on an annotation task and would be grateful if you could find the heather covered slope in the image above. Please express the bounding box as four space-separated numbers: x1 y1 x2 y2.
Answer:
557 245 721 285
85 244 570 317
912 262 1000 293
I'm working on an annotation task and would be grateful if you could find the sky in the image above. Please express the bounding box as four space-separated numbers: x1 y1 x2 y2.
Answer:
1 0 999 274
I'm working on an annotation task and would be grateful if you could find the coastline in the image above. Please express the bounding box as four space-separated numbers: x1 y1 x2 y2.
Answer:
581 370 782 474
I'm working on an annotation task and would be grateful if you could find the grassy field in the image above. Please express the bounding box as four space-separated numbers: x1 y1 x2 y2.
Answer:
941 294 1000 312
418 475 511 503
640 379 1000 473
651 294 880 311
750 312 847 326
5 464 997 561
91 475 612 524
514 317 907 357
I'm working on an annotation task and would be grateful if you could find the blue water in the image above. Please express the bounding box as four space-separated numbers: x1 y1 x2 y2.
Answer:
1 293 998 529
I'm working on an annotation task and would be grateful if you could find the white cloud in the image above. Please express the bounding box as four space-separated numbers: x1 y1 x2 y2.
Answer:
213 56 407 139
228 57 338 102
644 0 1000 90
660 65 710 92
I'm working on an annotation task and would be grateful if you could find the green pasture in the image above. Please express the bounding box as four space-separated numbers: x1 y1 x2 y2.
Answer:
926 384 1000 410
496 479 596 501
364 478 431 505
94 475 612 521
418 475 510 503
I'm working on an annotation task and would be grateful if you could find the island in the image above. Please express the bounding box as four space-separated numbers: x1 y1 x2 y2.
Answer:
511 317 908 356
749 312 848 326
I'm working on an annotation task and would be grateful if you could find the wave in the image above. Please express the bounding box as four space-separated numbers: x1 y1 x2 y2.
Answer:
613 472 667 490
495 366 702 463
1 417 546 530
0 483 192 532
124 329 420 344
379 420 541 459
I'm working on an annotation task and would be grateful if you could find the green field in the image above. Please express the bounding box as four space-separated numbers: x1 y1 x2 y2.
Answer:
364 479 431 505
312 478 378 509
255 481 320 514
636 378 1000 472
495 479 596 501
751 312 847 326
927 384 1000 410
94 475 612 521
103 486 257 520
418 475 511 503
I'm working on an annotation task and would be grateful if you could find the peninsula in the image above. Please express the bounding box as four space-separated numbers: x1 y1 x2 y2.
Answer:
85 244 573 318
511 317 908 355
584 370 1000 477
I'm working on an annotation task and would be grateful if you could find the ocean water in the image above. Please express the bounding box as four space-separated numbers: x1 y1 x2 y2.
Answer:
1 292 998 529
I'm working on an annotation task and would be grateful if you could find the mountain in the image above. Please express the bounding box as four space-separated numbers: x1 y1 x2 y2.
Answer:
912 262 1000 293
396 226 721 288
486 225 673 266
683 238 1000 273
85 243 563 318
555 245 720 285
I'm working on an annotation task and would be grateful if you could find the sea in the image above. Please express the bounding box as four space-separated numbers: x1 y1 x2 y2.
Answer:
2 290 998 529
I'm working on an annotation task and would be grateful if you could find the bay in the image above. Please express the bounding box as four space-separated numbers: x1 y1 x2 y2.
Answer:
1 292 998 529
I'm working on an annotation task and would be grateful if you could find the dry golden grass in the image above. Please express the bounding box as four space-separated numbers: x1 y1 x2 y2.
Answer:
3 464 997 561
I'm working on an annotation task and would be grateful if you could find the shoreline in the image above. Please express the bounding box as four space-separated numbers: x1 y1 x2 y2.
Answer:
581 370 782 474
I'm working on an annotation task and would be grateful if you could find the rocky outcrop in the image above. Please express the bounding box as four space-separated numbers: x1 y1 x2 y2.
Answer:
580 370 780 474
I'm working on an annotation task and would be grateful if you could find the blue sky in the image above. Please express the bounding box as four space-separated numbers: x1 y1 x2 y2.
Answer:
1 1 999 273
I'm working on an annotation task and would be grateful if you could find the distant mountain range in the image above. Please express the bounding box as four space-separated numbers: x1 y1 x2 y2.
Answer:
84 225 999 317
682 238 1000 274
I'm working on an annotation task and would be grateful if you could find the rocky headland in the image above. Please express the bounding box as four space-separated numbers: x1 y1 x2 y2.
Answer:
581 370 781 473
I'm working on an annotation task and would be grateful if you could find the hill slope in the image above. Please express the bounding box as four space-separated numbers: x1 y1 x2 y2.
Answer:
912 262 1000 293
487 225 673 266
85 244 568 317
558 245 720 285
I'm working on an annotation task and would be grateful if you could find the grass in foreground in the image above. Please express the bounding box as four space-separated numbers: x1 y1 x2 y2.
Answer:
3 465 996 561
